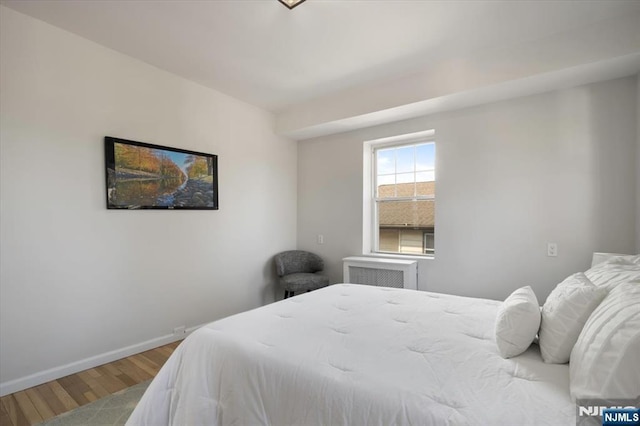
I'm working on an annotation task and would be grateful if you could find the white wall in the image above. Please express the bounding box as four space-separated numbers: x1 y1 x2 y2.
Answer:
298 76 637 302
278 13 640 139
0 7 297 393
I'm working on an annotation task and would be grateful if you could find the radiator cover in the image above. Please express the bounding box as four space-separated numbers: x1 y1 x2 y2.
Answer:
342 257 418 290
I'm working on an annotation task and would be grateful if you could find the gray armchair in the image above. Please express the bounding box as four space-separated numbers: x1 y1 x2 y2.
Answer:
274 250 330 299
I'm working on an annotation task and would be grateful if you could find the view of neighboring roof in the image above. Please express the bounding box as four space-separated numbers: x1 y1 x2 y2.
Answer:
378 182 435 228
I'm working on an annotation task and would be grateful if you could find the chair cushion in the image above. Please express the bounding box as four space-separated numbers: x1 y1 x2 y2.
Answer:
275 251 324 276
280 273 329 293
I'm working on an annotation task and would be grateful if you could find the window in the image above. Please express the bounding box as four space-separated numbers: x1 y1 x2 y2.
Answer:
372 139 435 256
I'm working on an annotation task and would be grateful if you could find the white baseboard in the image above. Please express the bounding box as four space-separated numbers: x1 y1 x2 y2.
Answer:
0 323 205 397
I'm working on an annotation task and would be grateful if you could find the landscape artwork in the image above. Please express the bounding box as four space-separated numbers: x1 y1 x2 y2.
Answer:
105 137 218 210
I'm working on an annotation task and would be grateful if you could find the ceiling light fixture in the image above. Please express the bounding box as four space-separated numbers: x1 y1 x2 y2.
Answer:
278 0 306 10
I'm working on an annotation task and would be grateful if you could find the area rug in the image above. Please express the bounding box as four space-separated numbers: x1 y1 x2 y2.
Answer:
36 380 150 426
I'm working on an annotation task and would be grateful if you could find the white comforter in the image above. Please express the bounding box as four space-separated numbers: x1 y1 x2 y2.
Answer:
127 284 575 425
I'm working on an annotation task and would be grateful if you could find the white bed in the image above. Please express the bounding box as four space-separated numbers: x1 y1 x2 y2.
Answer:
127 284 577 425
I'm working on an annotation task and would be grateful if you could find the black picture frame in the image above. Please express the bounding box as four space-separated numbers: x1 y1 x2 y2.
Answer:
104 137 218 210
277 0 306 9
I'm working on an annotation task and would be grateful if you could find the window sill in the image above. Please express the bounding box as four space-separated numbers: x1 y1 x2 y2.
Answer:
363 252 435 261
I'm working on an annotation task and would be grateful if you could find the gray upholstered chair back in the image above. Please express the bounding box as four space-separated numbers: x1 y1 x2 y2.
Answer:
274 250 324 277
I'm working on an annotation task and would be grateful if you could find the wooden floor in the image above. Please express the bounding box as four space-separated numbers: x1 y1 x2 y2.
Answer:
0 340 181 426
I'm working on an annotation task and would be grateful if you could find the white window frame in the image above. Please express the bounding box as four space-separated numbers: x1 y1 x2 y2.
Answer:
363 130 436 258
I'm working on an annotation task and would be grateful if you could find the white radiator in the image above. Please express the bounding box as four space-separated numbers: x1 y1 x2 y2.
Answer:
342 257 418 290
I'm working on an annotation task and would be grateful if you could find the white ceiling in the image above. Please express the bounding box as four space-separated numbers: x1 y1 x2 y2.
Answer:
2 0 640 139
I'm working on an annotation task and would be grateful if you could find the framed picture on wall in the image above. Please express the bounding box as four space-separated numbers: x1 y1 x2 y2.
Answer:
104 137 218 210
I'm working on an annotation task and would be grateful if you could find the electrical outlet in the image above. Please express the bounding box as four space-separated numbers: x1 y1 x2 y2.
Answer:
317 234 324 245
547 243 558 257
173 326 186 335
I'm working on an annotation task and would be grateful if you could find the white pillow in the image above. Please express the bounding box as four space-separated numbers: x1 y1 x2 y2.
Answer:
569 282 640 400
585 260 640 292
495 286 541 358
538 273 606 364
606 254 640 265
